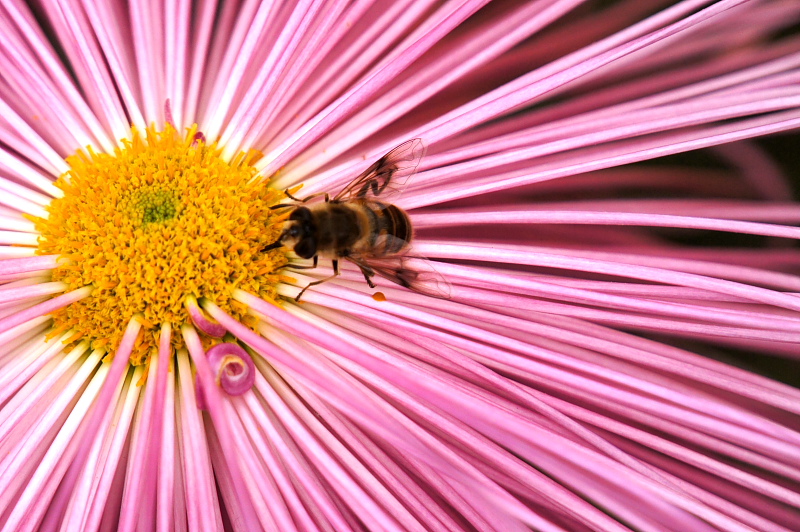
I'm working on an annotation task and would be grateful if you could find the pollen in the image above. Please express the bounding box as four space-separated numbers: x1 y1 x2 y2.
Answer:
35 124 286 363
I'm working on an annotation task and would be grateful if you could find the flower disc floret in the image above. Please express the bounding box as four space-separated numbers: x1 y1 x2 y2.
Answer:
35 125 286 363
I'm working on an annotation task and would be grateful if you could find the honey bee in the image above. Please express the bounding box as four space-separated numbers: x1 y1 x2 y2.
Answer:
264 139 449 301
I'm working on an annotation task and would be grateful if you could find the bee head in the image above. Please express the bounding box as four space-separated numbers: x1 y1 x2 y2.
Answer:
283 207 317 259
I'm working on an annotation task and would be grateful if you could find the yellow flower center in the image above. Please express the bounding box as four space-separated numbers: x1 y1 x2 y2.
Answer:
35 124 286 363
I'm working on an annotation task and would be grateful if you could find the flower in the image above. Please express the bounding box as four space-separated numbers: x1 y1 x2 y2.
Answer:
1 0 800 530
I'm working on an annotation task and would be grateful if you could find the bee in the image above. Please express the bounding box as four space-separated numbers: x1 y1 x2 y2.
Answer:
264 139 449 301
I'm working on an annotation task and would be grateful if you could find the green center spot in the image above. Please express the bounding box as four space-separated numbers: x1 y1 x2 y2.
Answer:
129 188 179 226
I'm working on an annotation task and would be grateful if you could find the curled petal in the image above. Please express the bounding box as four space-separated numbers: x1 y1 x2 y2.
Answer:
194 342 255 410
185 296 226 337
208 342 256 396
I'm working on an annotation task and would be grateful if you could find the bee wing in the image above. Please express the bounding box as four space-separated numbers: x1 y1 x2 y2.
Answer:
346 246 452 300
333 139 425 202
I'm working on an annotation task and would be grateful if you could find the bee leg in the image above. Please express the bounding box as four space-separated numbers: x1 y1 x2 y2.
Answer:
363 278 376 288
284 189 330 203
285 255 318 270
347 258 376 288
295 259 339 302
360 268 376 288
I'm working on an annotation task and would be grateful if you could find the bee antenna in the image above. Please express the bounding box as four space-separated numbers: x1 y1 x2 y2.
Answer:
262 237 284 252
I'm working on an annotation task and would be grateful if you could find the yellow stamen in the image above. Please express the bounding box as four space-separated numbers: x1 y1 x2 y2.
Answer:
35 124 287 363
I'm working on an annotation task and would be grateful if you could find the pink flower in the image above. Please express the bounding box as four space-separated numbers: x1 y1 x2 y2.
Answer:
1 0 799 530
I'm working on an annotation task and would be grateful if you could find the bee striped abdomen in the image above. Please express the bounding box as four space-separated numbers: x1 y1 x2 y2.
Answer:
370 201 411 256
